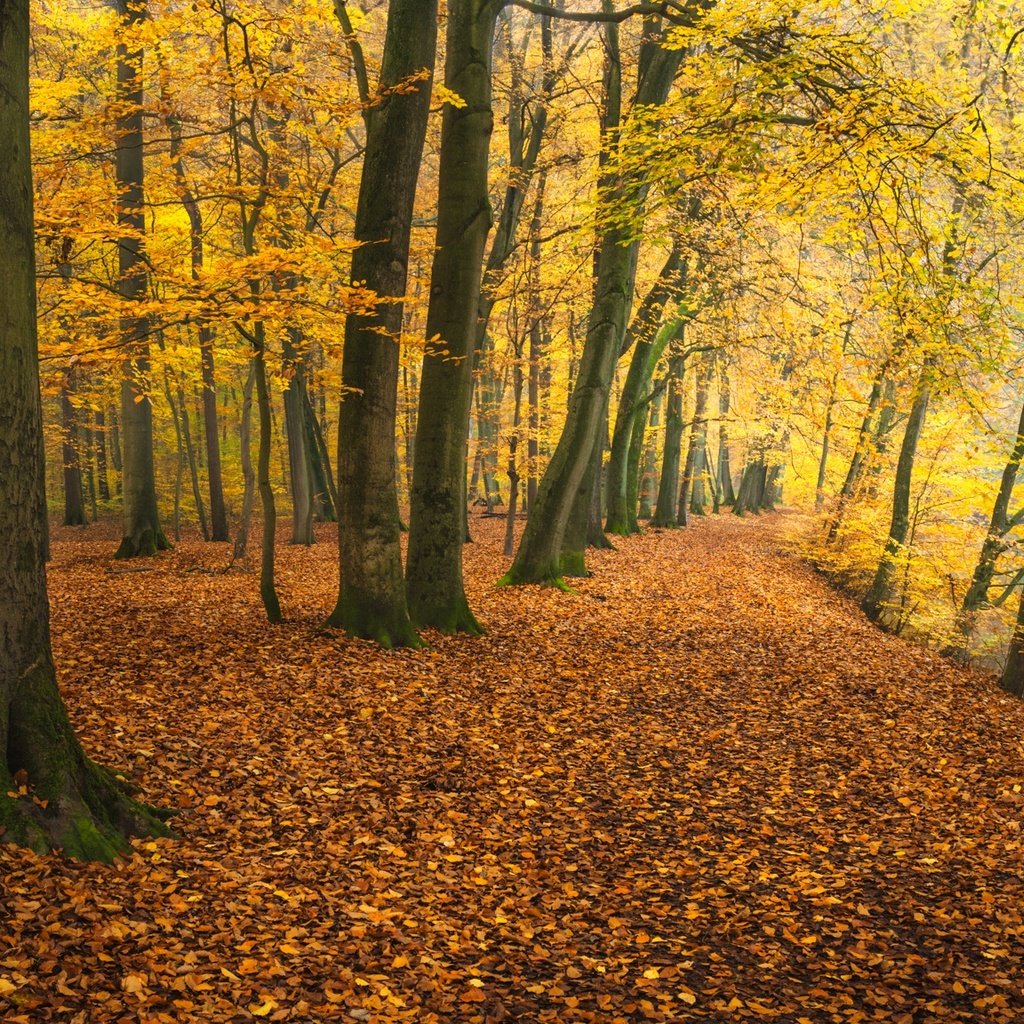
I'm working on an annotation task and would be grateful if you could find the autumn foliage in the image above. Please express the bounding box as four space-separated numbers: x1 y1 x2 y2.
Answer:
2 516 1023 1022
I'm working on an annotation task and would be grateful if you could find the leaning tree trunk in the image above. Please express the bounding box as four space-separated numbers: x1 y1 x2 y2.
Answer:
114 0 169 559
406 0 500 634
861 359 934 630
605 247 684 536
947 397 1024 661
0 0 171 859
328 0 438 647
504 18 683 585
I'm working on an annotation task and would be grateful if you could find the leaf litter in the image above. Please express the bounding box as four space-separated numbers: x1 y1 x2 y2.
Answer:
1 513 1023 1023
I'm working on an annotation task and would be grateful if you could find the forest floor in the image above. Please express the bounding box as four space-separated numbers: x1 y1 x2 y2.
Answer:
2 512 1024 1024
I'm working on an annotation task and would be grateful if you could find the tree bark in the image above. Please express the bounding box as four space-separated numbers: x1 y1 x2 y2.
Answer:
114 0 169 559
652 351 686 528
861 358 934 630
406 0 501 633
61 366 86 526
503 15 683 584
0 0 171 858
328 0 438 647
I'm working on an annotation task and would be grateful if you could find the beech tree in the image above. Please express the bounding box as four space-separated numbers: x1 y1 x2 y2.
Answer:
328 0 438 648
0 0 170 859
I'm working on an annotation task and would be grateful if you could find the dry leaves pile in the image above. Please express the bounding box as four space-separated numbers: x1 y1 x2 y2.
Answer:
2 513 1023 1023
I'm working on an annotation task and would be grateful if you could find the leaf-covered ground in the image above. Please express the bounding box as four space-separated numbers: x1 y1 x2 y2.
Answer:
2 513 1023 1023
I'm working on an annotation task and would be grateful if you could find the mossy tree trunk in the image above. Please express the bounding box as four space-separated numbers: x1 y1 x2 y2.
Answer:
716 355 736 507
638 384 663 520
406 0 502 633
946 398 1024 661
61 365 86 527
504 15 683 585
0 0 172 859
605 247 684 535
652 350 686 528
861 358 934 630
114 0 169 560
329 0 437 647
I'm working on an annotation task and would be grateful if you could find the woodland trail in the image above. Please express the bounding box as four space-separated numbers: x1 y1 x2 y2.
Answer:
2 513 1023 1023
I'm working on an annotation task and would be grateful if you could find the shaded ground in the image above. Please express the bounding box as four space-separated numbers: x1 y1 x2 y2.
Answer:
2 512 1023 1023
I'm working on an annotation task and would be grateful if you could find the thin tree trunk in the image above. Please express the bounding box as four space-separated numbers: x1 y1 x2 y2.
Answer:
230 363 256 566
61 366 86 526
94 409 110 502
861 358 935 629
652 352 686 528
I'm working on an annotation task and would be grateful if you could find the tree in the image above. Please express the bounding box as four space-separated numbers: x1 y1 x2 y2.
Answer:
502 9 685 584
327 0 438 648
0 0 171 859
114 0 170 559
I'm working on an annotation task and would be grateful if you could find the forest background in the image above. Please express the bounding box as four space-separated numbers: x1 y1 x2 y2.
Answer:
29 0 1024 675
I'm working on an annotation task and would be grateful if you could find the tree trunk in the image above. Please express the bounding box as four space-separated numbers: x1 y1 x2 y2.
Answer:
406 0 500 634
605 248 684 535
947 398 1024 661
0 0 171 858
504 17 682 584
114 0 169 559
61 366 86 526
716 357 736 506
638 384 663 520
328 0 438 647
94 409 111 502
230 363 256 567
283 330 315 546
683 355 712 517
652 353 686 528
1000 591 1024 698
861 359 934 630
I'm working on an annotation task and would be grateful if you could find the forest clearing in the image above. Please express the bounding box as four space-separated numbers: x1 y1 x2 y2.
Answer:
1 514 1022 1023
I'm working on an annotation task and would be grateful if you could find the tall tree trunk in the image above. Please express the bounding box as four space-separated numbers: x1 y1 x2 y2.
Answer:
252 323 282 623
114 0 169 559
504 16 683 584
638 383 663 520
94 409 111 502
716 357 736 506
683 355 712 517
167 106 228 541
328 0 438 647
406 0 501 634
605 247 684 535
109 404 123 496
230 363 256 567
0 0 171 858
502 350 525 557
946 398 1024 661
861 358 935 630
283 330 315 545
61 366 86 526
652 352 686 528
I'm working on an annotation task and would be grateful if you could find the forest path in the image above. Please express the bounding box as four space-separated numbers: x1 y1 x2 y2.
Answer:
3 513 1023 1023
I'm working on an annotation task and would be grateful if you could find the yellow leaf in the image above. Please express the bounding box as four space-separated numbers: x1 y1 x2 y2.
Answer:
468 977 485 988
249 998 277 1017
642 967 660 980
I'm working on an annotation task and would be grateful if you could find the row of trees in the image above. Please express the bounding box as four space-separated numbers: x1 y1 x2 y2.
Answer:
6 0 1024 857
